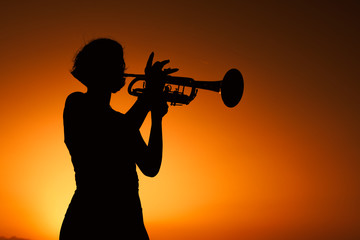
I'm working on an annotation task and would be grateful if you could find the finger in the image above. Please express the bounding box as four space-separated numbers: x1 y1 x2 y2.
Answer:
162 103 169 116
159 59 170 65
163 68 179 75
154 59 170 70
145 52 154 72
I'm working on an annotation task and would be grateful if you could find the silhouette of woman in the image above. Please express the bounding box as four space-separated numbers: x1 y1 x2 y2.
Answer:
60 38 175 240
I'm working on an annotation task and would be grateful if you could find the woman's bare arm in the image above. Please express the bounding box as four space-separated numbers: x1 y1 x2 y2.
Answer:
132 52 174 176
125 95 151 129
136 101 167 177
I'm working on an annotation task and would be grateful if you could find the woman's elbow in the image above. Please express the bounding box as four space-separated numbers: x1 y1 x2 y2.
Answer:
143 153 162 177
143 167 160 178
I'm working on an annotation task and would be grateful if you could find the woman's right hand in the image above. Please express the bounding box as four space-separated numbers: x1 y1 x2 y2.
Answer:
152 99 169 119
144 52 177 116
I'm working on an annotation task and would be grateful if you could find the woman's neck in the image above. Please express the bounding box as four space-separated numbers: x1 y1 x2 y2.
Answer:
86 88 111 108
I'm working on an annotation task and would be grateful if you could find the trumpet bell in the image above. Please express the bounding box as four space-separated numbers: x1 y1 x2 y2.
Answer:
221 69 244 108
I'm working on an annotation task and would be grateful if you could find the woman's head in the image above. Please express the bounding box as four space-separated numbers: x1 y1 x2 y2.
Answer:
71 38 125 93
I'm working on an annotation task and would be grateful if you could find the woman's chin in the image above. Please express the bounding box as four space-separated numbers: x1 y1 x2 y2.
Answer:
111 88 121 93
111 83 125 93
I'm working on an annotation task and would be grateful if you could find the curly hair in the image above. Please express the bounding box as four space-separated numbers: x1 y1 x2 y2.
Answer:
71 38 124 87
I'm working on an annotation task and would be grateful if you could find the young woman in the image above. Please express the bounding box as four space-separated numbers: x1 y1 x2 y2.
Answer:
60 38 175 240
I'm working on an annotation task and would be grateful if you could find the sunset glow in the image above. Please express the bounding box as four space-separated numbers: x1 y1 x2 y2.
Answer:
0 1 359 240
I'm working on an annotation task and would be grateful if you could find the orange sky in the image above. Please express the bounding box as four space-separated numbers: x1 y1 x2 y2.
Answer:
0 1 359 240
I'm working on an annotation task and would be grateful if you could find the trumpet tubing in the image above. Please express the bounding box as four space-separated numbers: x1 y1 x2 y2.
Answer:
124 68 244 107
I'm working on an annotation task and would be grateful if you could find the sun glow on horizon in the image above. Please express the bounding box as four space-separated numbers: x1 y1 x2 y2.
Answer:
1 1 359 240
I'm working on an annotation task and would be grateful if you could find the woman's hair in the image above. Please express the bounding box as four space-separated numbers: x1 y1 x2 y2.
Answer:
71 38 124 87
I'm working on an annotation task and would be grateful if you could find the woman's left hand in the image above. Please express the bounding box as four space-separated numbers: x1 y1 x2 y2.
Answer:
144 52 178 96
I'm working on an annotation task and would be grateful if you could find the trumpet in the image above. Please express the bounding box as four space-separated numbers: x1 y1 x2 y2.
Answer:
124 68 244 108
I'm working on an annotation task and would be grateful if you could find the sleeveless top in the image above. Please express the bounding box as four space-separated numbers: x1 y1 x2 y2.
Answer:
63 92 143 195
61 92 150 240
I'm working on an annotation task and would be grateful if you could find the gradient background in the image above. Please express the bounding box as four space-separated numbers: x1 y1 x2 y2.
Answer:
0 1 359 240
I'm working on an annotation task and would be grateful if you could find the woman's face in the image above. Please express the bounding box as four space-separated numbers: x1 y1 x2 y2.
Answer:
93 54 125 93
106 57 126 93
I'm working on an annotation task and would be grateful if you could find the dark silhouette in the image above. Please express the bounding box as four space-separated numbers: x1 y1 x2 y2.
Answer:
60 38 176 240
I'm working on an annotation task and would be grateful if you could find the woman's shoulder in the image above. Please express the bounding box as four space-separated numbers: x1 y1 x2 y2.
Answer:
66 91 85 102
65 92 85 105
64 92 87 112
